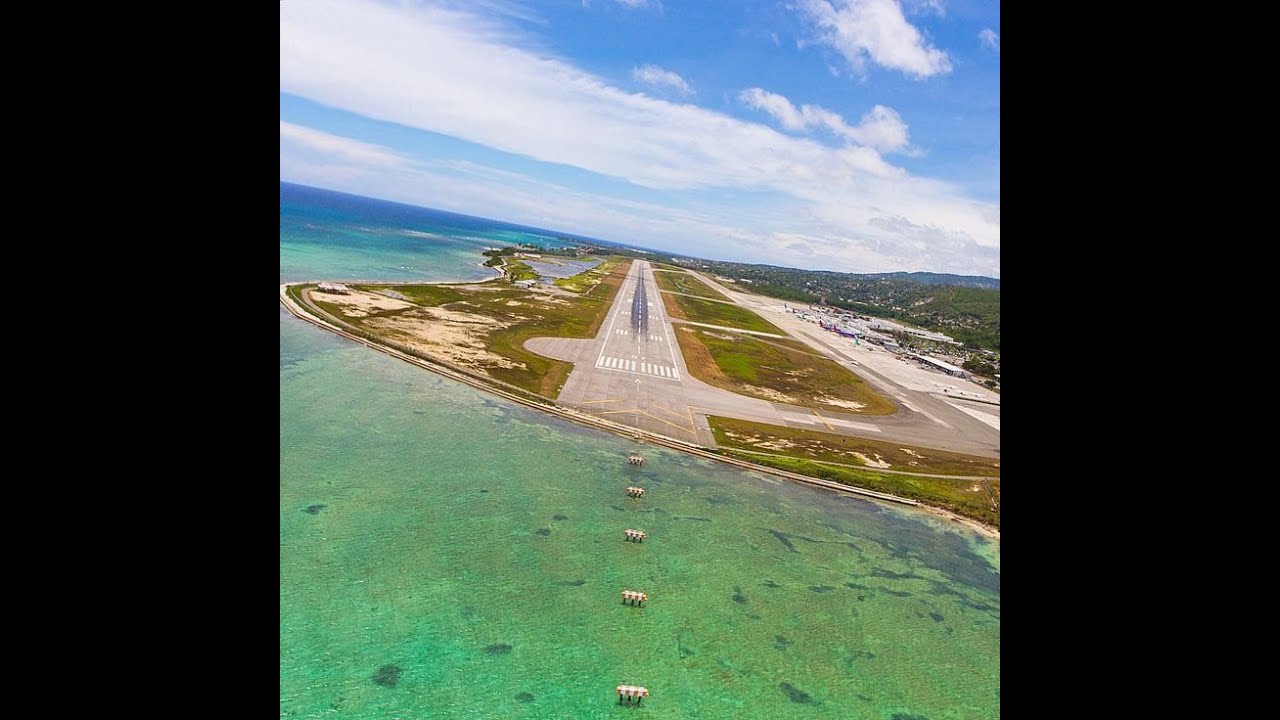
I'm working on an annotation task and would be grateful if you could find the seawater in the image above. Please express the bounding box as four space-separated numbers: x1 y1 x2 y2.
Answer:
523 257 603 284
280 183 999 719
280 182 579 284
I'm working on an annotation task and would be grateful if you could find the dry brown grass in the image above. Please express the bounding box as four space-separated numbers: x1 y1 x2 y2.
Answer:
673 326 896 414
309 259 635 399
674 326 728 384
661 292 689 322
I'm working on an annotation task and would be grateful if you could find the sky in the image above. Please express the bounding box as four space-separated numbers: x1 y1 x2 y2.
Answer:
281 0 1000 277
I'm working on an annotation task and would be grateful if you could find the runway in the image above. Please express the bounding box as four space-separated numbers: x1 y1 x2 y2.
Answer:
524 260 999 457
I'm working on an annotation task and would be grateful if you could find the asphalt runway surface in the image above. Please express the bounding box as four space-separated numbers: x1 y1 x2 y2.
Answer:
524 260 999 458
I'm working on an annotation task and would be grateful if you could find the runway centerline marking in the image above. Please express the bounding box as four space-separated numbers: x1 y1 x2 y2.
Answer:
595 260 640 369
642 261 682 381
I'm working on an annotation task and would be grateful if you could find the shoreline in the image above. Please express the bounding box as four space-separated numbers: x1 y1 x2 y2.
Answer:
281 281 999 541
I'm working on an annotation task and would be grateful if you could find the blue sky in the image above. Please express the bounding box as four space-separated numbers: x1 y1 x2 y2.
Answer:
281 0 1000 277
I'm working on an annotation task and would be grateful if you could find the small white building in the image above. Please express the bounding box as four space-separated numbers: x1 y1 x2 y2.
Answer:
317 282 350 294
514 279 537 289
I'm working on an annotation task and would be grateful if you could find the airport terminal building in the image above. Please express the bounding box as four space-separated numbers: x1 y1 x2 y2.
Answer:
909 353 971 379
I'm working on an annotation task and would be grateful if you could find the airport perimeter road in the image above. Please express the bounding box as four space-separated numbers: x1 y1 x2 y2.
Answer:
525 260 999 457
679 268 1000 454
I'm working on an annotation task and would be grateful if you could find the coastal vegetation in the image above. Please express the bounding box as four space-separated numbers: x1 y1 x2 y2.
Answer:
714 447 1000 527
554 256 625 293
708 417 999 526
709 416 999 476
294 259 631 399
661 293 785 335
480 247 540 282
652 268 731 301
500 259 539 282
673 326 896 414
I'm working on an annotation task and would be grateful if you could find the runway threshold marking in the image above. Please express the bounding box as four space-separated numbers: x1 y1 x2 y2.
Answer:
595 261 640 369
644 261 682 381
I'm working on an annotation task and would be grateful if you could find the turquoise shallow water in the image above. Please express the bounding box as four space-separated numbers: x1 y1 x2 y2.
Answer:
280 182 581 284
280 184 999 719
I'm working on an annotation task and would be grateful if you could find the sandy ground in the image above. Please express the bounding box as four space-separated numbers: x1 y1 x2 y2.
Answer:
743 385 798 403
309 284 578 380
850 452 891 468
309 289 524 373
311 289 414 317
816 396 866 411
368 308 525 371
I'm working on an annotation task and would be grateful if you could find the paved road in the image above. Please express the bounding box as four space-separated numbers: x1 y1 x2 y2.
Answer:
677 267 1000 455
524 260 999 457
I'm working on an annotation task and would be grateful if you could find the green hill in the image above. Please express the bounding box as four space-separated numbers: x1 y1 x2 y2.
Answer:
668 259 1000 353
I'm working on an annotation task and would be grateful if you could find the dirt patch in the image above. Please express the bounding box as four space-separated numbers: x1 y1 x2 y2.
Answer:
850 452 890 469
816 396 866 411
899 448 923 458
533 292 572 306
743 385 797 403
364 308 526 373
720 430 797 452
531 285 577 299
309 289 414 318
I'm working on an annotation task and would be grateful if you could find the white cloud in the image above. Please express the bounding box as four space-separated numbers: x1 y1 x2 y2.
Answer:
280 1 902 191
282 119 998 276
739 88 912 155
632 64 694 96
739 88 806 131
615 0 658 8
978 28 999 52
280 0 998 275
280 121 412 168
797 0 951 78
848 105 914 155
904 0 945 17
